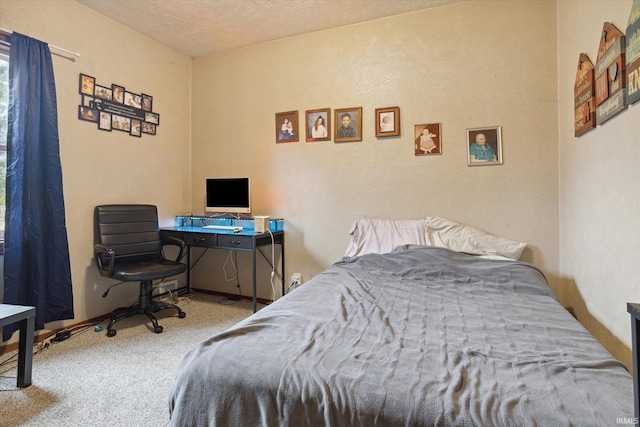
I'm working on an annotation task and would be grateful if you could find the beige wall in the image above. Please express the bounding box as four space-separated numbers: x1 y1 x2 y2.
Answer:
190 1 560 299
7 0 632 371
558 0 639 367
0 0 191 333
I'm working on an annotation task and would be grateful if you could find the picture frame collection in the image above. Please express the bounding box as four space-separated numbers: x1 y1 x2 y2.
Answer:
78 73 159 138
276 106 503 166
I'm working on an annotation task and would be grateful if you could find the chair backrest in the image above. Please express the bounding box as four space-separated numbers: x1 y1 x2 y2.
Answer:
94 205 163 265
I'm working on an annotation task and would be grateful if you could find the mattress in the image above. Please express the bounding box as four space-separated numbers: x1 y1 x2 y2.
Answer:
168 245 633 426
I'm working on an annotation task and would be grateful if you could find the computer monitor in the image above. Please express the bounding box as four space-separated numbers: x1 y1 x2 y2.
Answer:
205 178 251 214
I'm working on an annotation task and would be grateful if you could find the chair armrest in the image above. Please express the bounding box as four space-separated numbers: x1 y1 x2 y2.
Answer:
94 243 115 278
161 235 187 263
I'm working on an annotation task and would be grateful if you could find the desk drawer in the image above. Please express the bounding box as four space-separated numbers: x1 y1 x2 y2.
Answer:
184 233 217 247
217 234 253 249
161 230 183 240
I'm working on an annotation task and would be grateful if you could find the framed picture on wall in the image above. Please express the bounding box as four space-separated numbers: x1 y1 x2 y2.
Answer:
125 91 142 109
414 123 441 155
98 112 112 131
375 106 400 137
142 122 156 135
275 110 299 143
130 119 142 137
79 73 95 96
78 105 98 123
94 85 112 101
112 84 125 104
145 111 160 125
466 126 502 165
334 107 362 142
305 108 331 142
141 94 153 111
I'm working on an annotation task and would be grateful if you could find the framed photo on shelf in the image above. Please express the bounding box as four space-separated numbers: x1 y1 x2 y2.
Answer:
375 106 400 137
414 123 441 155
334 107 362 142
467 126 502 165
79 73 95 96
275 110 299 143
305 108 331 142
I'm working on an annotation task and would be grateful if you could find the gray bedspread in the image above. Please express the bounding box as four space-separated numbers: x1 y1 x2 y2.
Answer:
168 245 634 426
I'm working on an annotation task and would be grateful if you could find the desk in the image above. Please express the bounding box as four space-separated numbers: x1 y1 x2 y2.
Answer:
161 226 284 312
0 304 36 388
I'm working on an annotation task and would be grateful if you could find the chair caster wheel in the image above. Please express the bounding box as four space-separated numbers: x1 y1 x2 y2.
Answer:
106 329 117 337
154 325 163 333
178 312 186 319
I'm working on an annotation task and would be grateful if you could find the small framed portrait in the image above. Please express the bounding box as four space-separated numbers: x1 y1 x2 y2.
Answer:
125 91 142 109
145 111 160 125
130 119 142 137
112 84 125 104
414 123 441 155
305 108 331 142
275 110 299 143
142 122 156 135
79 73 95 96
98 112 112 131
467 126 502 165
375 106 400 137
141 94 153 112
78 106 98 123
94 85 112 101
334 107 362 142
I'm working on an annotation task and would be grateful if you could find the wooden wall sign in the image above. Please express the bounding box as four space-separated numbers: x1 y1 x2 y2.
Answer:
595 22 627 125
574 54 596 137
627 0 640 105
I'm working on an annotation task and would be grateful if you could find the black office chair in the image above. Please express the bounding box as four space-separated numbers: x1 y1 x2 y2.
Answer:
94 204 187 337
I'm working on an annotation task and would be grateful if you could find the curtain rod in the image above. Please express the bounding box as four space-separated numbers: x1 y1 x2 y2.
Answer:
0 27 81 58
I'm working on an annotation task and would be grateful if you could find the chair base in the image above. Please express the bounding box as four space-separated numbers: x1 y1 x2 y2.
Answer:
105 280 185 337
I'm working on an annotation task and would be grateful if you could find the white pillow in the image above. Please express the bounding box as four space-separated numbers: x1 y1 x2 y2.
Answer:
424 216 526 260
344 219 426 258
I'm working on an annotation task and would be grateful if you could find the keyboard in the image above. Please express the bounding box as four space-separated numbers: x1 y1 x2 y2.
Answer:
202 225 243 232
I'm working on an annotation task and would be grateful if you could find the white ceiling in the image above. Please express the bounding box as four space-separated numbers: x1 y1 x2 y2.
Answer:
77 0 462 57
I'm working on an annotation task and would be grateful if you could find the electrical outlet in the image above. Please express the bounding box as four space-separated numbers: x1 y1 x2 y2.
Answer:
291 273 302 287
163 279 179 290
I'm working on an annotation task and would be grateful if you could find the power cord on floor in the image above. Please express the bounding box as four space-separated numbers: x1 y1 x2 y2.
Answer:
0 317 107 378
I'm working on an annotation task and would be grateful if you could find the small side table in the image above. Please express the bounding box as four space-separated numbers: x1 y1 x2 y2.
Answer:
0 304 36 388
628 303 640 419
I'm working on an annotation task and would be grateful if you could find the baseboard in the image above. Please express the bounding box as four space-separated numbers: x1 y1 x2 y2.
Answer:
189 288 273 306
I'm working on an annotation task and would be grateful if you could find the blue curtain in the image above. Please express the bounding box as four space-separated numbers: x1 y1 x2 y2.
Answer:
3 33 74 341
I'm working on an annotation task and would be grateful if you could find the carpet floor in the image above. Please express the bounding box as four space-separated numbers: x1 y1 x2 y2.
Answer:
0 293 254 427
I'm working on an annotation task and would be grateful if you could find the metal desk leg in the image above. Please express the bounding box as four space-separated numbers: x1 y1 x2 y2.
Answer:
17 314 34 388
281 238 285 297
252 245 257 313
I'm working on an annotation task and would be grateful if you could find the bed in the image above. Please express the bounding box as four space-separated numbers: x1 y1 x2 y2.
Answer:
168 217 634 426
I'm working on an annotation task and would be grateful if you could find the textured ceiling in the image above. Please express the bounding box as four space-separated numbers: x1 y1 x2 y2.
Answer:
77 0 462 57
